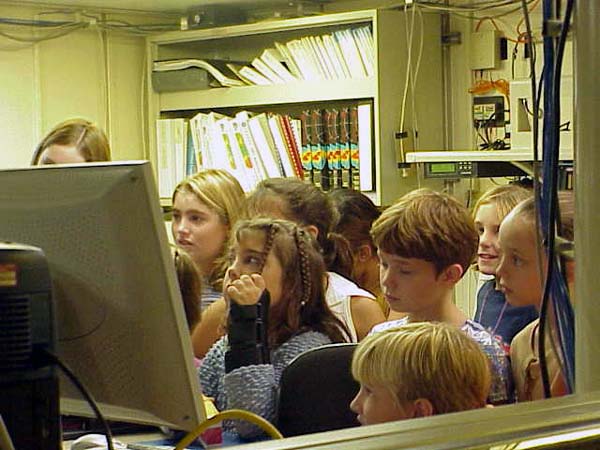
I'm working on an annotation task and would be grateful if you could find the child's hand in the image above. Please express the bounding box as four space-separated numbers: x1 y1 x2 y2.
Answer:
225 273 265 306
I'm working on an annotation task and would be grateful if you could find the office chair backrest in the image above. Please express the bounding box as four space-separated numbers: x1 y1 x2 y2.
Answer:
277 343 359 437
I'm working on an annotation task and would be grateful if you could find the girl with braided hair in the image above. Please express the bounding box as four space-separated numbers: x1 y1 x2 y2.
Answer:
192 179 385 357
199 217 348 439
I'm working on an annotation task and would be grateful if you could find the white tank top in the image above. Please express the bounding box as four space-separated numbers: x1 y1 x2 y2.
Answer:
325 271 375 343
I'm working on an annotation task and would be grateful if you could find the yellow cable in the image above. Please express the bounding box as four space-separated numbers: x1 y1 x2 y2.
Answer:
174 409 283 450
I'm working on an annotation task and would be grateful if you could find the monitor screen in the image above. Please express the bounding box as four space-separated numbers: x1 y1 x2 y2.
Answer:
0 161 205 431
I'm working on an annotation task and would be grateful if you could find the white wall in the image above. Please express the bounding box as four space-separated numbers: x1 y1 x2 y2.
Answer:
0 5 170 168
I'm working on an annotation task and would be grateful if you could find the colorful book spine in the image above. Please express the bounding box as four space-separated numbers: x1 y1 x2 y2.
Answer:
279 114 304 178
349 105 360 190
309 109 327 189
338 107 352 189
300 110 314 184
327 108 342 189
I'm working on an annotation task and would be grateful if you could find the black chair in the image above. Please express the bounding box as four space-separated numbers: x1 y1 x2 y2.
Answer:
276 343 359 437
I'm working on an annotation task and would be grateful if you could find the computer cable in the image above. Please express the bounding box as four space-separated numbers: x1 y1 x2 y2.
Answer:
174 409 283 450
41 349 115 450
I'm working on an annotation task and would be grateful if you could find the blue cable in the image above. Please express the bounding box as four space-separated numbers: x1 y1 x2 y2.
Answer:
549 0 575 392
537 0 575 396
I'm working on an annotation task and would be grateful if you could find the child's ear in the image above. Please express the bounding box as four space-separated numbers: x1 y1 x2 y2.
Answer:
356 244 373 262
440 263 463 284
412 398 434 418
303 224 319 239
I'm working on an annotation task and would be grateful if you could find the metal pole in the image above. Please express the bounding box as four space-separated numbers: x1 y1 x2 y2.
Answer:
574 1 600 393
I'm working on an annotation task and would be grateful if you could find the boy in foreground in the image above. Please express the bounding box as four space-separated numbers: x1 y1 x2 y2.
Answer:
351 322 491 425
369 188 512 404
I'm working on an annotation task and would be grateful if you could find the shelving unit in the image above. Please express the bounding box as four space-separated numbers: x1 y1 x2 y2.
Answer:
146 9 444 206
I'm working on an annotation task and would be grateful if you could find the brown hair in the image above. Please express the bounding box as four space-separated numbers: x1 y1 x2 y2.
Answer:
473 184 532 222
352 322 491 414
173 247 202 332
32 118 111 164
329 188 380 253
173 169 246 292
371 188 478 276
245 178 353 279
232 217 350 346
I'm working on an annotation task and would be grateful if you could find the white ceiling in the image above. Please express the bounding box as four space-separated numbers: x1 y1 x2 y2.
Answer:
11 0 337 14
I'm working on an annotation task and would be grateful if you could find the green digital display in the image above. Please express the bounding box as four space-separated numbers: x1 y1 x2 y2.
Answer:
429 163 457 174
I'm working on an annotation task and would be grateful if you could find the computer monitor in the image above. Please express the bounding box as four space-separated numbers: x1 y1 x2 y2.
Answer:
0 161 205 431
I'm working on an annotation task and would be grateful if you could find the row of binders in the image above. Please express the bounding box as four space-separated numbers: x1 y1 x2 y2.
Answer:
230 25 374 85
152 25 374 89
156 104 373 197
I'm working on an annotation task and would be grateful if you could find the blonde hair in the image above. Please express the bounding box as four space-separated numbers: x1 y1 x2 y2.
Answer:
371 188 478 275
352 322 491 414
173 169 245 292
473 184 531 222
32 118 111 164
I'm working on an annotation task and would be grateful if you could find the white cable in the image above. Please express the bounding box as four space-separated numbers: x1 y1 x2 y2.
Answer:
98 15 111 142
399 3 415 163
408 4 424 151
0 415 16 450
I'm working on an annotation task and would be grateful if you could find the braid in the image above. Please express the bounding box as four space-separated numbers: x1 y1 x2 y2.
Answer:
294 227 311 306
259 223 278 273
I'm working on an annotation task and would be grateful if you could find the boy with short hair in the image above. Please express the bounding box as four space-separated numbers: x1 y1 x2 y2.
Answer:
370 188 512 404
350 321 491 425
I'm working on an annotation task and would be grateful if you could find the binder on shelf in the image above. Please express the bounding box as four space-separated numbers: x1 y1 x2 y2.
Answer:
185 122 197 177
230 115 264 189
322 34 349 79
299 111 313 184
351 26 375 76
309 109 328 189
251 57 285 84
332 30 367 78
156 118 187 198
357 103 373 191
225 63 253 85
279 115 304 179
324 109 342 189
267 113 297 178
339 107 352 189
234 111 269 181
260 48 297 83
153 59 245 87
274 41 303 80
287 39 319 81
237 65 272 85
247 113 285 178
216 116 255 191
306 36 333 80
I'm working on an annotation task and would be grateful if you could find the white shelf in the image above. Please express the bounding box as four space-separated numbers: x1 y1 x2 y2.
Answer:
405 150 573 163
149 10 376 43
159 77 375 111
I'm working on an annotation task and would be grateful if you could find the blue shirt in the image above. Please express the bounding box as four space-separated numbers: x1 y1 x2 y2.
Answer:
474 279 538 347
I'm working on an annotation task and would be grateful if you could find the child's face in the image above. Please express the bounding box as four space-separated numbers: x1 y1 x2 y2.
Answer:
350 383 414 425
378 250 450 316
474 203 501 275
225 229 283 306
496 211 544 307
172 191 228 277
